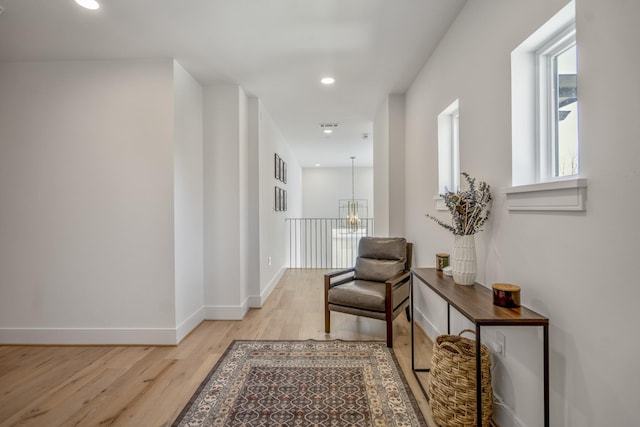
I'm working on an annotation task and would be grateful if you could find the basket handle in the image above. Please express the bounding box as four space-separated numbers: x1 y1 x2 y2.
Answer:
439 341 464 355
458 329 476 338
439 329 475 354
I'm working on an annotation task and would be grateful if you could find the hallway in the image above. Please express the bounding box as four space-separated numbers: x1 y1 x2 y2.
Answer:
0 269 435 426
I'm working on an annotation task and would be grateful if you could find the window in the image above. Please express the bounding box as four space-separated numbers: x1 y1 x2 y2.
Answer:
511 1 578 186
508 1 586 212
437 99 460 199
537 27 578 179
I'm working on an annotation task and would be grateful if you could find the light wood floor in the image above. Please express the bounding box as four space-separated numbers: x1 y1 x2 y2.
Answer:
0 269 435 427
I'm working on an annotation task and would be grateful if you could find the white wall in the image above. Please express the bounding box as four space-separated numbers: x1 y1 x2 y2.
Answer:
203 90 294 314
302 167 373 219
374 94 406 237
0 61 300 341
0 60 178 344
388 95 406 237
203 85 247 319
405 1 640 426
238 89 249 308
257 102 301 302
247 98 261 306
173 60 205 342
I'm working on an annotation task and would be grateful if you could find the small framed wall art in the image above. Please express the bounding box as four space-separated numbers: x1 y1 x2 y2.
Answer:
274 187 287 212
274 152 287 184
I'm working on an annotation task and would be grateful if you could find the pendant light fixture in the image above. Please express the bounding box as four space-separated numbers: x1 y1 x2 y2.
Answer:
347 156 360 231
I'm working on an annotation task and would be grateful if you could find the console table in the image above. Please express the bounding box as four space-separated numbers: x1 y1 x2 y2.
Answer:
410 268 549 427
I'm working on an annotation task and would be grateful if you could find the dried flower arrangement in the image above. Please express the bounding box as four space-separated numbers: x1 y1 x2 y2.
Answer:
426 172 492 236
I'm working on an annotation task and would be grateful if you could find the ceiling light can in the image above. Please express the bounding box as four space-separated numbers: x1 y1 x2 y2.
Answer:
75 0 100 10
321 77 335 85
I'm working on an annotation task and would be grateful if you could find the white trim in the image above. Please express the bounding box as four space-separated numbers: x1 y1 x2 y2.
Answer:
0 327 178 345
248 266 286 308
176 307 205 343
413 304 440 342
203 301 250 320
536 25 577 181
437 99 460 194
511 0 577 186
504 178 587 211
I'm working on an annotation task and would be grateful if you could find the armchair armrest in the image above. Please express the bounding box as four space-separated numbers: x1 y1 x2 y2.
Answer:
325 267 355 279
385 271 411 308
324 267 356 290
385 270 411 287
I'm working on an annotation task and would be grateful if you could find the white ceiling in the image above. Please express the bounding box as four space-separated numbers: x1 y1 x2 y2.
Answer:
0 0 466 167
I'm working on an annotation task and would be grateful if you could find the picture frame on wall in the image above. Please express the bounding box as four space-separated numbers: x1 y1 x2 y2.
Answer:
274 153 281 180
274 153 287 185
275 187 287 212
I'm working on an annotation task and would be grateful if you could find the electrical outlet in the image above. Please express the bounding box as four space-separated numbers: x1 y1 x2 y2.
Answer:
495 331 506 357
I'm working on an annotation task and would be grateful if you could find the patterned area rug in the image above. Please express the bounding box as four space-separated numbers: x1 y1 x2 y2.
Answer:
172 340 426 426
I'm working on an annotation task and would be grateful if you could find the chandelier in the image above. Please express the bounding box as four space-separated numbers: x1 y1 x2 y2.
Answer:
347 156 360 231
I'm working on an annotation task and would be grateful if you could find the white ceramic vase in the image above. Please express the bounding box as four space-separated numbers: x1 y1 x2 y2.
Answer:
452 234 477 285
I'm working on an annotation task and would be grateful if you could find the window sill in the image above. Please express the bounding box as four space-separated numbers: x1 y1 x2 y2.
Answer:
503 178 587 211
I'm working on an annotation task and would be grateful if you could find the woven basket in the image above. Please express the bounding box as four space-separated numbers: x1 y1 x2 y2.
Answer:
428 329 493 427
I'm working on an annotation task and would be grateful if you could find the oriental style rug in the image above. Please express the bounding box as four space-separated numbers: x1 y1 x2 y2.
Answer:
172 340 426 427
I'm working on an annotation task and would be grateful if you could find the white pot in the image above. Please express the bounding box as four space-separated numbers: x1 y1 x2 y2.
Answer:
451 234 477 285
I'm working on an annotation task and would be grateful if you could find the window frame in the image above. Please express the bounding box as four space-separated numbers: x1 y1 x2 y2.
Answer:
437 99 460 198
535 25 577 182
507 0 585 212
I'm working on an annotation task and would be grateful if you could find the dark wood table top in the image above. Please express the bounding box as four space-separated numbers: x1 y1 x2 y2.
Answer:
411 268 548 326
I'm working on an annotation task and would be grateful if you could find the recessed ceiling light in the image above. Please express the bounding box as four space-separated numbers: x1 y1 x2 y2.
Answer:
323 129 333 134
321 77 335 85
315 163 321 167
75 0 100 10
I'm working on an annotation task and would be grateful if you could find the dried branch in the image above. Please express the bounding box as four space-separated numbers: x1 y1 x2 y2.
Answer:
425 173 492 236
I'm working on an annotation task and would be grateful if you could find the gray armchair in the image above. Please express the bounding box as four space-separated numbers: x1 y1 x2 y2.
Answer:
324 237 412 347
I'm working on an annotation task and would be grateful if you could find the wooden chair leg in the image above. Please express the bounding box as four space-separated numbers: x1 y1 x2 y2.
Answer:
385 282 393 347
324 275 331 333
325 309 330 333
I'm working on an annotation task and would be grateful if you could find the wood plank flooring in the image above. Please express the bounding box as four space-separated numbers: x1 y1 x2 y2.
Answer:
0 269 435 426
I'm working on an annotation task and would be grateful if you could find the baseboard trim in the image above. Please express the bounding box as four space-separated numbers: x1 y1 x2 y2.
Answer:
203 300 249 320
1 269 288 344
0 327 178 345
413 305 440 342
248 266 286 308
176 307 205 343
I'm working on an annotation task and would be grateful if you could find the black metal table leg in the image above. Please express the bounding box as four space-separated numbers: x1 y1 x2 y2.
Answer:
410 273 415 371
544 324 550 427
476 324 482 427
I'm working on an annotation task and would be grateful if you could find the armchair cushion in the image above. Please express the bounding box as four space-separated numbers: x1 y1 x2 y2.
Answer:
354 258 405 282
357 237 407 260
328 280 386 312
354 237 407 281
